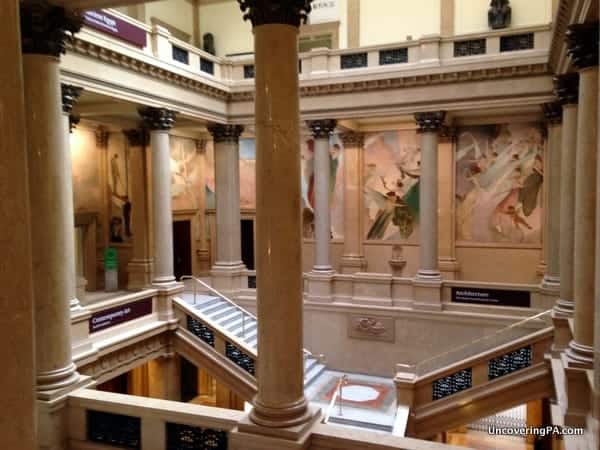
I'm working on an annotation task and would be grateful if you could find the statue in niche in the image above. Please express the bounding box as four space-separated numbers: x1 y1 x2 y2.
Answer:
203 33 215 55
488 0 512 30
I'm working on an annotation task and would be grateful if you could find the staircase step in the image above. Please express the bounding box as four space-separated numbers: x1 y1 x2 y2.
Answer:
210 305 241 321
229 322 258 339
304 357 318 372
217 309 249 326
200 301 230 316
328 416 393 433
304 361 326 387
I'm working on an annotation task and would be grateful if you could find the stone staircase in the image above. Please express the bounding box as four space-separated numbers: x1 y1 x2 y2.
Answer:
180 292 327 389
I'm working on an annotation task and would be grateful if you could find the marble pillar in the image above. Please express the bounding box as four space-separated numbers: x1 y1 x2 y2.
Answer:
0 1 36 448
124 129 153 290
307 119 337 274
339 132 367 273
566 22 598 368
195 139 211 274
540 102 563 304
139 107 177 285
207 123 247 292
438 130 460 279
236 0 315 432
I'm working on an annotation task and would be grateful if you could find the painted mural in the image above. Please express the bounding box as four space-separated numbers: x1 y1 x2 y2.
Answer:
239 138 256 209
108 136 131 243
71 129 102 214
455 123 544 244
363 130 421 241
301 135 344 239
170 136 203 211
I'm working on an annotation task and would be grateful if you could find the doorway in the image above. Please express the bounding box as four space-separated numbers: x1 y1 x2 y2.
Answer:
241 219 255 270
180 356 198 403
173 220 192 281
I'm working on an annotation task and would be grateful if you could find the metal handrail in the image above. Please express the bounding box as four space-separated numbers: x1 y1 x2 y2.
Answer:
179 275 254 340
322 375 348 424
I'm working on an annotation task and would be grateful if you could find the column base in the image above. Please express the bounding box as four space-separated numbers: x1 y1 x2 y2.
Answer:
37 363 83 397
311 265 334 274
539 276 560 308
211 262 248 295
127 258 153 291
304 271 335 303
152 275 177 285
412 277 442 311
553 298 575 318
340 255 367 274
565 340 594 369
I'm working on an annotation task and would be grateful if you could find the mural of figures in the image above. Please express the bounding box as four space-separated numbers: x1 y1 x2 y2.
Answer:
455 123 544 244
239 138 256 209
363 130 421 241
108 143 131 243
71 129 102 213
301 135 344 239
170 136 204 211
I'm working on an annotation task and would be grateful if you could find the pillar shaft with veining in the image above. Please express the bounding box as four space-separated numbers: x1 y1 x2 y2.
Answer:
308 119 337 273
140 107 177 285
415 112 445 280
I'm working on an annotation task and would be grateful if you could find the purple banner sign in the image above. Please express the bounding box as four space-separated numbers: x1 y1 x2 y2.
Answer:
89 298 153 333
84 10 147 48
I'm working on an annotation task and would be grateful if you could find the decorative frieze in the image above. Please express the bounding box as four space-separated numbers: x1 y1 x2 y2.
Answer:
20 1 82 57
542 102 563 125
237 0 313 27
307 119 337 138
566 22 599 69
553 73 579 105
207 123 244 143
348 316 394 342
138 107 176 131
414 111 446 133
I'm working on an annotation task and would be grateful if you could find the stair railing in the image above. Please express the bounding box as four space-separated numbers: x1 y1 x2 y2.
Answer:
322 375 348 424
179 275 255 340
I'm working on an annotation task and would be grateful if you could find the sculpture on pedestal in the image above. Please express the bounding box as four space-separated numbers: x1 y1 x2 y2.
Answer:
488 0 511 30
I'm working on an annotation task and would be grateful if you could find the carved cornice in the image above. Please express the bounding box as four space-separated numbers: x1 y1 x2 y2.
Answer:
307 119 337 138
20 1 82 57
339 131 364 147
207 123 244 143
414 111 446 133
553 73 579 105
542 102 563 125
61 83 83 114
139 107 176 131
238 0 313 27
566 22 599 70
123 129 149 148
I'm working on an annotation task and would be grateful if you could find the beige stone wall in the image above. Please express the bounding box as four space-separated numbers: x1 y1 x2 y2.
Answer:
145 0 196 43
198 1 253 56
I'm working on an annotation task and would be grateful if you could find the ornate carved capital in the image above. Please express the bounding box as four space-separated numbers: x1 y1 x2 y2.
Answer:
339 131 364 147
69 114 80 133
95 127 109 148
123 129 149 148
61 84 83 114
414 111 446 133
138 107 176 131
566 22 599 70
195 139 208 153
237 0 313 27
20 1 82 57
553 73 579 105
307 119 337 139
542 102 563 125
207 123 244 143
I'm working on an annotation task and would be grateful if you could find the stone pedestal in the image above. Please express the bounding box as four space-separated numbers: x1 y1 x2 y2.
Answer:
339 132 367 273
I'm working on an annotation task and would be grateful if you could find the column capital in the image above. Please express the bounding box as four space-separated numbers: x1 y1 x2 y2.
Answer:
123 129 149 147
238 0 313 27
566 22 599 70
414 111 446 133
61 84 83 115
307 119 337 139
542 102 563 125
95 127 110 148
207 123 244 143
553 73 579 104
69 114 80 133
339 131 364 147
138 107 177 131
20 1 82 57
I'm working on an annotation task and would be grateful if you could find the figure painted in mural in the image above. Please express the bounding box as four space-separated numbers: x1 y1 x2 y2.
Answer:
488 0 512 30
203 33 215 56
110 153 122 194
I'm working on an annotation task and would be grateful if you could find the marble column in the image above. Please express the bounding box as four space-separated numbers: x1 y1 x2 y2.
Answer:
566 22 598 368
237 0 314 430
139 107 177 285
195 139 211 274
339 131 367 273
0 1 36 448
540 102 563 304
438 129 460 279
124 129 153 290
554 73 579 318
207 123 247 292
62 84 85 309
307 119 337 273
414 112 446 281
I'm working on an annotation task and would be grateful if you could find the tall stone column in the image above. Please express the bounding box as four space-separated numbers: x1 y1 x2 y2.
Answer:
566 22 598 368
61 84 85 309
207 123 247 292
340 131 367 273
236 0 315 432
124 129 153 290
139 107 177 286
307 119 337 273
195 139 211 274
539 102 563 306
438 129 460 279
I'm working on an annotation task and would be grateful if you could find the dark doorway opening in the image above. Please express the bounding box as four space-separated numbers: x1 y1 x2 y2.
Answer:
241 219 255 270
173 220 192 281
97 372 128 394
180 356 198 403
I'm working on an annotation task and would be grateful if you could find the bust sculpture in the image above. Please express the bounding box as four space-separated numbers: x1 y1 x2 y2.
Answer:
488 0 511 30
